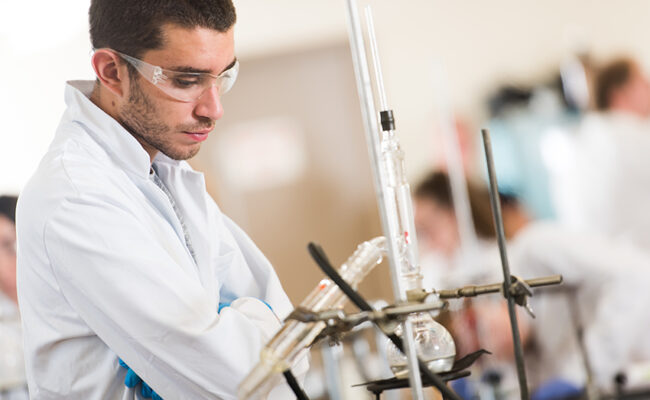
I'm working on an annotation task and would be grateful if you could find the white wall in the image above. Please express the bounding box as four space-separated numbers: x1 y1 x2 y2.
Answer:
2 0 650 193
0 1 95 193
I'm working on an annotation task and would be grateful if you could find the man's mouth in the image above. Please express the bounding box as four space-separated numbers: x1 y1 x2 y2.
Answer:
182 127 213 142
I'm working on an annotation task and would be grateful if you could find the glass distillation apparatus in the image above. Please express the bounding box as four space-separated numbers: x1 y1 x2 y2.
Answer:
360 5 456 378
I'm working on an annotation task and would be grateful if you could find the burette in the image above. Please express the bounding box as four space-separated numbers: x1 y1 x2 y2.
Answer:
347 2 457 398
344 1 424 397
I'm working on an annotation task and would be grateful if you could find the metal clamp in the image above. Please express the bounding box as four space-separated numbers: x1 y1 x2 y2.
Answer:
286 299 447 345
506 275 535 318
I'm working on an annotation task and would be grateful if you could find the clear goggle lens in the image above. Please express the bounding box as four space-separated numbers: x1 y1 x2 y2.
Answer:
115 51 239 103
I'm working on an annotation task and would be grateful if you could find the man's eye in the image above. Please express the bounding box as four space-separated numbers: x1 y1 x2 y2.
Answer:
173 77 200 88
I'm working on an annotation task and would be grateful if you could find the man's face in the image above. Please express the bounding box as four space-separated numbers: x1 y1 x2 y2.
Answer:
0 215 17 303
611 63 650 118
623 65 650 118
118 24 236 161
414 197 460 258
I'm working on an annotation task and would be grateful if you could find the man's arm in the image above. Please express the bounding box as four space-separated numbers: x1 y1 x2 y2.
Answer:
44 194 279 399
214 211 294 318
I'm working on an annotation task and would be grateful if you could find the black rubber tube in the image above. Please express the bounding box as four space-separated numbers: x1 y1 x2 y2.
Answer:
283 369 310 400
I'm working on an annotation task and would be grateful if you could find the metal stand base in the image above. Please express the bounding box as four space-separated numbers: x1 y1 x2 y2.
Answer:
354 350 490 400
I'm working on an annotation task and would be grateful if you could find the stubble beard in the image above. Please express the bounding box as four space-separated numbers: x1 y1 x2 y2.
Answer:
118 77 201 161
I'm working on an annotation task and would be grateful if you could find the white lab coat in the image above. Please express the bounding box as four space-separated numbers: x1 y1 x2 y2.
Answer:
507 222 650 390
551 112 650 250
16 81 304 399
420 240 501 291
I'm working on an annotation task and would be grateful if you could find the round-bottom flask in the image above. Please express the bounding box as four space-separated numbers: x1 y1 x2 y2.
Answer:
386 312 456 378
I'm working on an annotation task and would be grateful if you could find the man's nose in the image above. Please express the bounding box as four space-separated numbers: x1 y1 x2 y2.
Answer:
194 85 224 121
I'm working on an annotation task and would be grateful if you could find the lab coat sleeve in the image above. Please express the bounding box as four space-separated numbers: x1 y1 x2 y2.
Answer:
43 194 281 400
510 222 639 283
510 222 650 387
217 213 294 319
215 213 311 392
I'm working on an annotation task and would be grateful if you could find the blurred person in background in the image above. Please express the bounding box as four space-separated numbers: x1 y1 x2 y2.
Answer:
552 57 650 250
414 172 536 399
483 53 592 222
595 58 650 117
413 171 497 289
0 196 18 305
485 69 586 221
0 195 28 400
414 170 650 399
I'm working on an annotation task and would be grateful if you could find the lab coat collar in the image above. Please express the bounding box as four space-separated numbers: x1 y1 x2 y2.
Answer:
153 151 183 168
64 80 152 179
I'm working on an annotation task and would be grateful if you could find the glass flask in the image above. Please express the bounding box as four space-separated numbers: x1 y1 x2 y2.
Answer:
386 312 456 378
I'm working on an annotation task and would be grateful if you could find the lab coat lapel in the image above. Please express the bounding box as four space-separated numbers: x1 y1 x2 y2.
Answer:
153 159 217 300
138 177 202 280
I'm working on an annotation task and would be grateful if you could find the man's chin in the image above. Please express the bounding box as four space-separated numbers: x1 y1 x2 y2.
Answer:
160 144 201 161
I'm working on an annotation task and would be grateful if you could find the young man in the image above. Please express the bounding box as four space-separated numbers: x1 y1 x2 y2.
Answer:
16 1 303 398
552 58 650 250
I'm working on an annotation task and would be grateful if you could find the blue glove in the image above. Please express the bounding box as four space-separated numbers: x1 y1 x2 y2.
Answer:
532 379 582 400
118 359 163 400
450 377 476 400
261 300 273 311
218 299 273 313
218 302 231 313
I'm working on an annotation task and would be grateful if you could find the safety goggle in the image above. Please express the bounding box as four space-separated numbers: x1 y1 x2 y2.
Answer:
113 50 239 103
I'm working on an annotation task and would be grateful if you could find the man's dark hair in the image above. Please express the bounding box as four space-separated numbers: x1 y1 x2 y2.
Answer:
0 196 18 224
595 58 635 111
414 171 496 239
89 0 236 58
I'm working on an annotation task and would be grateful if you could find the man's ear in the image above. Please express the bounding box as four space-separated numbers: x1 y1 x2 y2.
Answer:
91 49 127 98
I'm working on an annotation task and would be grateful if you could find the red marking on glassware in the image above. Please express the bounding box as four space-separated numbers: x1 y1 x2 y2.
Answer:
318 282 327 290
404 231 410 244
